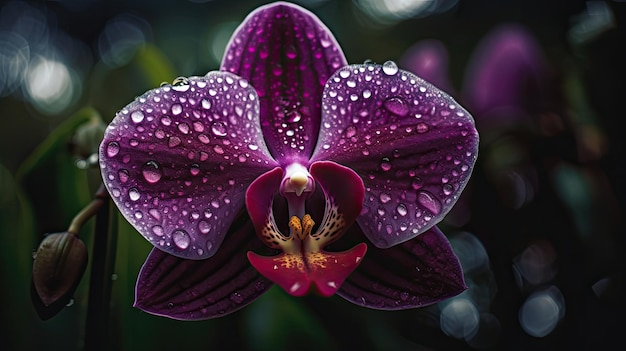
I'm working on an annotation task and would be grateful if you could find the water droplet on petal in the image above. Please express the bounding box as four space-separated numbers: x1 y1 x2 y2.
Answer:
443 184 454 196
106 142 120 157
230 292 244 304
172 76 190 92
379 193 391 204
384 97 409 116
380 157 392 171
128 188 140 201
198 221 210 234
418 191 441 215
211 122 227 137
172 229 190 249
190 164 200 176
142 161 162 183
178 122 190 134
168 136 181 148
382 60 398 75
416 122 429 133
171 104 183 115
201 99 211 109
345 126 357 138
131 110 144 123
396 203 408 216
152 225 164 236
117 169 130 183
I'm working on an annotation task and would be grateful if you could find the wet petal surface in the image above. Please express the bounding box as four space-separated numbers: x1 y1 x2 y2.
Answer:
312 63 479 248
99 71 277 259
221 2 347 162
337 226 466 309
134 214 272 320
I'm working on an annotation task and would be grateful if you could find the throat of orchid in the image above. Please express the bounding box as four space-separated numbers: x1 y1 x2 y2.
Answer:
247 162 367 298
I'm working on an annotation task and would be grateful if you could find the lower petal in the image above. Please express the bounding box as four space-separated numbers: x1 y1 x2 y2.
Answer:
337 226 466 310
134 214 272 320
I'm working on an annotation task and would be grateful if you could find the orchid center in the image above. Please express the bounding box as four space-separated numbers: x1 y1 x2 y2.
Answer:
246 162 367 297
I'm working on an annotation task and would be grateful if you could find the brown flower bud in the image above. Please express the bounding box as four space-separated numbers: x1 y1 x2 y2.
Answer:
31 232 88 320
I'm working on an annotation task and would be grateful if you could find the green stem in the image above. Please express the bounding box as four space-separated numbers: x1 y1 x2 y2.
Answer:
67 185 107 234
84 184 118 351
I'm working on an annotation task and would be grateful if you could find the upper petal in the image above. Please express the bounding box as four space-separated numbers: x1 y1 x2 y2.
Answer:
221 2 347 163
311 63 479 248
99 71 277 259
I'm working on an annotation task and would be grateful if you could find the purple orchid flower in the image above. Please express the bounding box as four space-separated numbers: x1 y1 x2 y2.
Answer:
99 2 478 320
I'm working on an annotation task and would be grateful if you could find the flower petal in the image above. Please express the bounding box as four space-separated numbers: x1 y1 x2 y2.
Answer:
134 213 272 320
100 71 278 259
221 2 347 162
337 226 466 310
311 63 479 248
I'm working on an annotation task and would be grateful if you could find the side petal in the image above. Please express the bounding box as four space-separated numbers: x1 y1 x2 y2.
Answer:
337 226 466 310
134 213 272 320
311 63 479 248
221 2 347 162
100 71 277 260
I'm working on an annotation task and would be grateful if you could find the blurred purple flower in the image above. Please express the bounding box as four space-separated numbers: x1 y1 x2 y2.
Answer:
99 2 478 320
401 24 551 217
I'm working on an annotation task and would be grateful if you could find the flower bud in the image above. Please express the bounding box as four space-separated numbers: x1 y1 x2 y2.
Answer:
31 232 88 320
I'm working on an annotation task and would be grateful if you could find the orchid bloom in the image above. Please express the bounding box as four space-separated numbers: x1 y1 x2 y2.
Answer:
99 2 478 320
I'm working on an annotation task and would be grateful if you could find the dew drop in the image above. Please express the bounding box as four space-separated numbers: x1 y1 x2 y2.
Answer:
172 229 190 249
418 191 441 215
131 110 144 123
172 78 190 92
443 184 454 196
171 104 183 115
178 122 190 134
116 169 129 183
230 292 244 304
128 188 140 201
198 221 210 234
362 89 372 99
380 157 392 171
248 144 259 151
345 126 357 138
379 193 391 203
190 164 200 176
396 203 408 216
384 97 409 116
211 122 227 137
142 161 162 183
168 136 181 148
411 177 423 190
382 60 399 75
201 99 211 109
416 122 429 133
152 225 164 236
213 145 224 154
106 142 120 157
